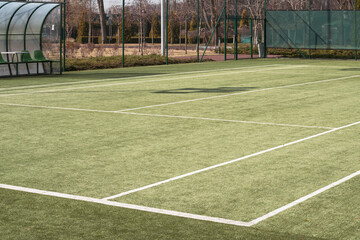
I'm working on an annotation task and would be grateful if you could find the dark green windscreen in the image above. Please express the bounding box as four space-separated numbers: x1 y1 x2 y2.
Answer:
266 10 360 50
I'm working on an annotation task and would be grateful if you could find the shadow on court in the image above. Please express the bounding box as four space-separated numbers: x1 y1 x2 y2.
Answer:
153 87 257 94
340 68 360 71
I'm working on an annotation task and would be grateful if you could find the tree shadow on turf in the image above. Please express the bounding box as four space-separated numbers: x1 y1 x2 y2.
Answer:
340 68 360 71
153 87 257 94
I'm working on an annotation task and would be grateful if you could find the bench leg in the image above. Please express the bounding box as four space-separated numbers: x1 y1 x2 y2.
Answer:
7 63 13 76
25 63 30 75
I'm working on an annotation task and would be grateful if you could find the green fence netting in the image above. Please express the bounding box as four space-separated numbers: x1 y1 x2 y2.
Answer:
266 10 360 50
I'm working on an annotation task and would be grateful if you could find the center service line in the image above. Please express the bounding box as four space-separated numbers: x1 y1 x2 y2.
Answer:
103 120 360 200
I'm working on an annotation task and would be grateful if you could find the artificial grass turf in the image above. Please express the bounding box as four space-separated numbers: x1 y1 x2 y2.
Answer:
111 126 360 221
257 176 360 240
0 58 354 89
0 59 275 89
0 104 321 197
1 58 360 239
134 76 360 128
0 188 320 240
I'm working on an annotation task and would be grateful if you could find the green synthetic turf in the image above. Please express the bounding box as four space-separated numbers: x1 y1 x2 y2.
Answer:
0 189 317 240
1 59 359 239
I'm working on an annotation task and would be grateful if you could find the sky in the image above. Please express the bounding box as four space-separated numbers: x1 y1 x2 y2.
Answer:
104 0 123 9
104 0 162 9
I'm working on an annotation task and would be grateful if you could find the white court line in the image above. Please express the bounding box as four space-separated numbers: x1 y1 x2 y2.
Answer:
116 74 360 112
0 64 281 91
249 170 360 225
0 65 308 97
1 169 359 227
0 102 332 129
0 184 252 227
0 103 118 113
121 112 334 130
103 120 360 200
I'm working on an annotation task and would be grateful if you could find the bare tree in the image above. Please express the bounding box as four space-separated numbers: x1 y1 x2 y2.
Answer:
133 0 151 55
244 0 264 43
65 0 87 40
178 0 194 53
96 0 107 44
87 0 96 43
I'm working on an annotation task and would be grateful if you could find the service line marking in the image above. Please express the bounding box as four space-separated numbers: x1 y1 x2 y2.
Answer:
1 169 359 227
103 120 360 200
0 102 334 130
121 111 334 130
116 74 360 112
0 64 281 91
0 65 308 97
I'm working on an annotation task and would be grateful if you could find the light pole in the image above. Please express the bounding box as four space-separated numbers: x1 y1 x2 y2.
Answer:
161 0 166 56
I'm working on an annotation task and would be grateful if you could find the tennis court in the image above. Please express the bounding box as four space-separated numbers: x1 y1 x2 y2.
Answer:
1 59 359 239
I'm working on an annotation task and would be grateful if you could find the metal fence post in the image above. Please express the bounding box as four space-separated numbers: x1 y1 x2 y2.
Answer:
356 0 358 60
224 0 227 61
234 0 238 60
308 0 311 59
122 0 125 67
166 0 168 64
197 0 200 62
263 0 267 58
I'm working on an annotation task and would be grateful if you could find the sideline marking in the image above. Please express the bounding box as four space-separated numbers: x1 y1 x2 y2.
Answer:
0 65 307 97
103 120 360 200
0 184 252 227
0 102 334 130
0 64 281 91
116 74 360 112
249 170 360 225
1 170 359 227
0 103 118 113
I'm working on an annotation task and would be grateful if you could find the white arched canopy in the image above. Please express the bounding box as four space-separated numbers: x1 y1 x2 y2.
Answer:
0 1 63 76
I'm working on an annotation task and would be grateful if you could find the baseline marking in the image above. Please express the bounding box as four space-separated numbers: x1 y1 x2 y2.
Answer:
116 74 360 112
103 120 360 200
0 183 252 227
0 102 334 130
0 65 308 97
0 64 281 91
1 169 359 227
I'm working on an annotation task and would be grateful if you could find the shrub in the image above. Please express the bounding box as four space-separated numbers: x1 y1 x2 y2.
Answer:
65 55 212 71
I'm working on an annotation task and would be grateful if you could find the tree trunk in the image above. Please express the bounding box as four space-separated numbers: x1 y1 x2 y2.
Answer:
88 0 92 44
185 20 187 54
151 25 154 45
96 0 107 44
88 21 92 43
179 24 181 46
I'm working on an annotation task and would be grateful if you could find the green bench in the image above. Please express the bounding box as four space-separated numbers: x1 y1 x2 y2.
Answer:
21 50 55 75
1 50 56 76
